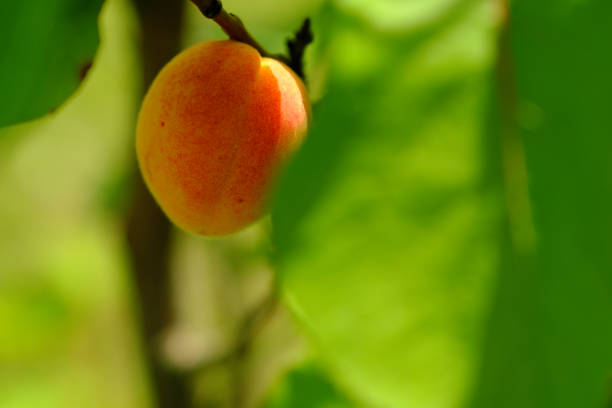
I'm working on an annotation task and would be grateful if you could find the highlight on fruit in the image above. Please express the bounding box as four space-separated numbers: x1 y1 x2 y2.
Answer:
136 40 310 236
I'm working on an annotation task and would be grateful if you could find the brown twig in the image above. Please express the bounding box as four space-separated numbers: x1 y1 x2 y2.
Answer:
189 0 271 57
213 9 271 57
188 0 313 80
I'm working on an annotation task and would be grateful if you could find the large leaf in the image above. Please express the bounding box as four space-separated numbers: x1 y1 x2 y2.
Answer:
273 0 612 406
0 0 104 127
469 1 612 407
272 2 501 406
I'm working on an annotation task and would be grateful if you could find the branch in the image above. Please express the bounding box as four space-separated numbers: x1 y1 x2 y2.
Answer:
188 0 313 80
128 2 189 408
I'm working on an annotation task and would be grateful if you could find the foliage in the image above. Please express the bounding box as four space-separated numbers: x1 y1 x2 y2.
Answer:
0 0 103 127
273 1 501 406
272 0 612 407
262 364 358 408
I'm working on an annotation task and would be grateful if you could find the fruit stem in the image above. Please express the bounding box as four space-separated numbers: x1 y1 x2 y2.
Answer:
189 0 270 56
188 0 313 80
213 8 271 57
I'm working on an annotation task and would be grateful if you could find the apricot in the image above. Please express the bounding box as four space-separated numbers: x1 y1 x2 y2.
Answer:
136 40 310 236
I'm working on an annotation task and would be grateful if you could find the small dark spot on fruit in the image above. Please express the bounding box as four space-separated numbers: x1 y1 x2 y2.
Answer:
160 121 165 127
237 198 245 203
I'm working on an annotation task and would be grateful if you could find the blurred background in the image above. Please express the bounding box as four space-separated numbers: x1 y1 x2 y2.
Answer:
1 0 611 407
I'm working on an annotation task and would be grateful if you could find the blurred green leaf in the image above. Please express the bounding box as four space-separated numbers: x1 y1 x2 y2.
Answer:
261 363 358 408
0 0 103 127
273 2 501 407
274 0 612 407
335 0 461 32
469 1 612 408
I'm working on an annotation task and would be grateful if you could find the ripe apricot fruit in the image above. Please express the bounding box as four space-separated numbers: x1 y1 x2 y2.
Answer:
136 40 310 236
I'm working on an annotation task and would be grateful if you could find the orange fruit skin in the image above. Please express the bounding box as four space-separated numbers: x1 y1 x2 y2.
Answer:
136 40 310 236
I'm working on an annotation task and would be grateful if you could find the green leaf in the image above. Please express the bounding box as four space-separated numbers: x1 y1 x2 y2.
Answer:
274 0 612 407
0 0 104 127
469 1 612 407
261 364 359 408
273 2 501 407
